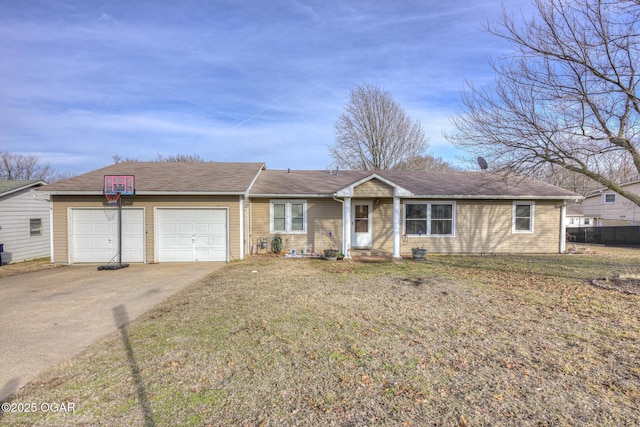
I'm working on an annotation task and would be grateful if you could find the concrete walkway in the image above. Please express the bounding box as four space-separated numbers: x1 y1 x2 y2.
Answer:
0 263 223 401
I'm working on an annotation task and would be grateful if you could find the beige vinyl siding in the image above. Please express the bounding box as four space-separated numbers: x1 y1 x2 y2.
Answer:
51 195 241 264
353 179 394 198
250 198 342 253
400 200 561 254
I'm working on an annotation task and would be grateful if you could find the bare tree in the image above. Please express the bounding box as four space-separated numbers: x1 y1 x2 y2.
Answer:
447 0 640 205
113 153 205 163
155 153 204 162
329 83 430 170
112 154 138 164
394 154 457 172
0 151 57 181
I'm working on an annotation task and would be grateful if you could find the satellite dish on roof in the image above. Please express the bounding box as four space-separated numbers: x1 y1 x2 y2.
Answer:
477 156 489 171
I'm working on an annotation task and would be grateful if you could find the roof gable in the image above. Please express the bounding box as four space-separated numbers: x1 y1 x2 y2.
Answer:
335 174 412 197
0 180 46 197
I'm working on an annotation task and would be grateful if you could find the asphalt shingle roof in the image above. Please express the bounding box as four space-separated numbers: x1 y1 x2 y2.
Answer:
40 162 581 199
41 162 266 194
0 180 45 196
377 170 580 199
250 170 581 199
248 170 370 195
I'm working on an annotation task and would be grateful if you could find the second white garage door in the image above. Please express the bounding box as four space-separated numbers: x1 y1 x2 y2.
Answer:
156 208 228 262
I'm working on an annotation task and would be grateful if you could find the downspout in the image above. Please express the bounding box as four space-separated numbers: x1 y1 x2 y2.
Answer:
239 195 244 260
49 198 54 264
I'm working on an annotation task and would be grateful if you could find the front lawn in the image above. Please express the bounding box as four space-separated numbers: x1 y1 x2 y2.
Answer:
2 247 639 426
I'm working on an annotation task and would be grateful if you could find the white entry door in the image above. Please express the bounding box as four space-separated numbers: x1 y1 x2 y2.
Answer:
352 201 373 248
156 208 227 262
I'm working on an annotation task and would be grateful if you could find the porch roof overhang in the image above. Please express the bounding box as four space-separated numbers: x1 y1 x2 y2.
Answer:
334 173 413 198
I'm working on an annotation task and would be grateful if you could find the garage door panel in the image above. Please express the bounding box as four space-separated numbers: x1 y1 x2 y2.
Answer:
178 236 193 246
72 209 144 263
177 224 194 233
194 223 210 233
210 235 224 244
157 208 227 262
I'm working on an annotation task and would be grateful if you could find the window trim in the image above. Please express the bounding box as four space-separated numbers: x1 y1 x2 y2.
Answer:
269 200 307 234
403 201 456 237
512 201 535 233
29 218 43 237
604 193 616 204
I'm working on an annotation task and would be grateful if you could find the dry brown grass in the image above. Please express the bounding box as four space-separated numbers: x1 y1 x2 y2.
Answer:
1 247 639 426
0 258 59 278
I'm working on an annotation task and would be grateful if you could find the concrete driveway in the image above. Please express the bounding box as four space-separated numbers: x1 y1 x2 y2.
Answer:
0 262 223 401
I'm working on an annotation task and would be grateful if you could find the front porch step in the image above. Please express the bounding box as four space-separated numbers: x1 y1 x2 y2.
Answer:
350 249 392 258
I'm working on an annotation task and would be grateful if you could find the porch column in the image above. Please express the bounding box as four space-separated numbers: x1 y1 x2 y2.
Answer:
560 204 567 253
344 197 352 258
393 197 401 259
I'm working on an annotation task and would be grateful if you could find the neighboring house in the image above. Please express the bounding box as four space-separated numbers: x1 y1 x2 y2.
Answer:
582 181 640 226
565 203 590 227
0 180 50 264
39 162 581 264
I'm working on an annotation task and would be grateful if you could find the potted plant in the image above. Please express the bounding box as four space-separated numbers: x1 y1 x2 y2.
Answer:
324 231 339 261
411 230 427 260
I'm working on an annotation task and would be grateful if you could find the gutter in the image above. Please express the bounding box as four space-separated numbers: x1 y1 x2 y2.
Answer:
248 193 336 198
44 191 247 196
399 194 583 201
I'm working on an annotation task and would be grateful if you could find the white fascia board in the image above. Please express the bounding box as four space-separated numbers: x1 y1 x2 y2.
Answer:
400 194 583 201
335 188 353 197
46 191 103 196
46 191 246 196
135 191 244 196
245 164 267 196
2 181 47 196
250 193 334 198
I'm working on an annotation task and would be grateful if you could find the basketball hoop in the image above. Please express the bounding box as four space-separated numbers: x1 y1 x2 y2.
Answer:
105 192 121 206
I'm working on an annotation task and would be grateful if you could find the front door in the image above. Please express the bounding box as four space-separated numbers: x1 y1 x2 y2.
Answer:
352 201 373 248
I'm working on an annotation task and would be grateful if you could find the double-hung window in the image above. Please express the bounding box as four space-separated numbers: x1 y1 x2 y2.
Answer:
270 200 307 233
513 201 535 233
604 193 616 204
30 218 43 237
404 202 455 236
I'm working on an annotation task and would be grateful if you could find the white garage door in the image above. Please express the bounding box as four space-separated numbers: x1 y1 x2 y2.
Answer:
71 208 145 263
156 208 227 262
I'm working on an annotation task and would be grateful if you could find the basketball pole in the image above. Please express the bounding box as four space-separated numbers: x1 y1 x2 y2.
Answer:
118 192 122 266
98 192 129 270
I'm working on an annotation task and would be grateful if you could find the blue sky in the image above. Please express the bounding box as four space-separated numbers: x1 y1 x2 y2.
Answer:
0 0 530 175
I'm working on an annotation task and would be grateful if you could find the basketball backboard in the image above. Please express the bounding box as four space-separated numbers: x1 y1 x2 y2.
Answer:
104 175 135 195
